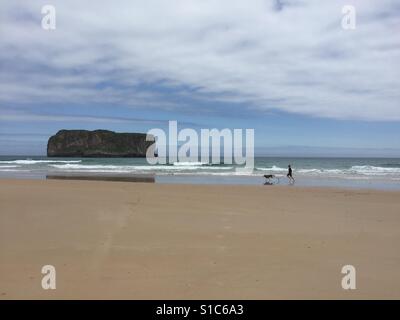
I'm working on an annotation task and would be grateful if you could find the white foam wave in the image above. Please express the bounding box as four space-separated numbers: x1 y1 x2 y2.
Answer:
173 161 208 166
350 165 400 175
256 165 400 177
4 160 400 179
0 159 82 165
297 169 321 173
162 171 258 176
297 168 343 174
50 164 233 171
255 165 287 172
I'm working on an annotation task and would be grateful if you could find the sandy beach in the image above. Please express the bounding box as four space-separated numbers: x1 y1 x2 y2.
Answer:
0 179 399 299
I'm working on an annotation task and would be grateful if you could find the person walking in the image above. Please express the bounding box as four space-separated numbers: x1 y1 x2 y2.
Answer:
287 164 295 183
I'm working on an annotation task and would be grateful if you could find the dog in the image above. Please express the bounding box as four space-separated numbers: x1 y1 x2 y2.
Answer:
263 174 275 179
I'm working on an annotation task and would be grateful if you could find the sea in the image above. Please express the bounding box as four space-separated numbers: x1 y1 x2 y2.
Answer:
0 156 400 190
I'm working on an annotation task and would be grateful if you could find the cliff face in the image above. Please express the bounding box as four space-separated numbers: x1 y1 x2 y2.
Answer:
47 130 154 157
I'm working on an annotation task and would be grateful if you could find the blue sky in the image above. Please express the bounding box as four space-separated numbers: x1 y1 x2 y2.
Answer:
0 0 399 156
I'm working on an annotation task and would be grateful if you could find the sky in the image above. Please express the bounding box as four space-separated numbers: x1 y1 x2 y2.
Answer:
0 0 399 156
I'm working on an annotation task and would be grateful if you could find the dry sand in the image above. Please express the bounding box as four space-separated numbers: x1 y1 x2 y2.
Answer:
0 179 399 299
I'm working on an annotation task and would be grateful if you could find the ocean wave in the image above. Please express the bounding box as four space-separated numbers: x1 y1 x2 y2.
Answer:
255 165 287 172
3 160 400 178
162 171 258 176
350 165 400 175
50 164 233 171
379 163 400 167
304 167 400 176
256 165 400 176
0 159 82 165
297 169 321 173
297 169 344 174
172 161 209 166
297 167 400 176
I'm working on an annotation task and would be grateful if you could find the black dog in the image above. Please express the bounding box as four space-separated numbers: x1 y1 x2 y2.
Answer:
263 174 274 179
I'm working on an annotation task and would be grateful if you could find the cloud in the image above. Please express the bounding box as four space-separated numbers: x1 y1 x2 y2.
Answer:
0 0 399 121
0 107 200 126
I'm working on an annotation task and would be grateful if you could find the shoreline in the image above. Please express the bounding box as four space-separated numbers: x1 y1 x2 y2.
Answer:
1 176 399 195
46 174 155 183
1 179 400 299
0 172 399 191
1 156 400 192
